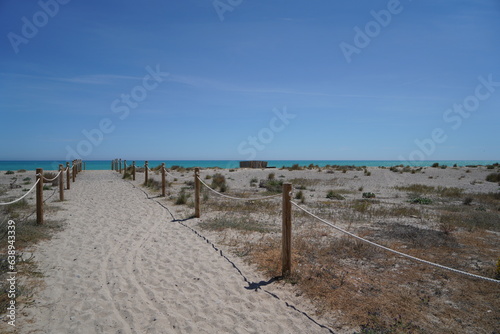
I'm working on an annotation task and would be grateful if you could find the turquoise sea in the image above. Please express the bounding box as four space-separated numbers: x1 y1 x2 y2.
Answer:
0 160 498 171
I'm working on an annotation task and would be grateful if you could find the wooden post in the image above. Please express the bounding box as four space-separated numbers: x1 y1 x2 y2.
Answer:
83 162 86 171
194 167 200 218
119 159 122 174
59 164 64 201
66 162 70 190
144 161 149 185
282 183 292 277
132 161 136 181
36 168 43 224
111 160 114 171
72 164 76 182
124 160 127 174
161 163 166 197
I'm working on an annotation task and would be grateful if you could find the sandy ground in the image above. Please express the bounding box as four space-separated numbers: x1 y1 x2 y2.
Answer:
0 170 334 334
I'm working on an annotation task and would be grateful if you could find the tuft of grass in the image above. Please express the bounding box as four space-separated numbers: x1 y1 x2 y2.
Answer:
211 173 227 192
485 173 500 183
145 178 161 190
362 192 376 199
175 189 189 205
409 197 433 205
326 190 345 200
5 170 15 175
17 169 27 173
43 172 59 186
259 179 283 193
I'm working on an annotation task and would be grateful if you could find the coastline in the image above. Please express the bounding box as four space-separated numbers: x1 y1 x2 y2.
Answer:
0 159 499 171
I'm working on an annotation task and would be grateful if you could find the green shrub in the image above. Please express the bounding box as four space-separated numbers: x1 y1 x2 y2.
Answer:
175 190 189 205
260 179 283 193
362 192 376 199
431 162 439 168
5 170 14 175
486 173 500 183
211 173 227 192
409 197 433 205
326 190 345 200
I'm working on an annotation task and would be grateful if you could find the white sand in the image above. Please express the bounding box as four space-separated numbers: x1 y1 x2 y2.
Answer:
9 171 334 334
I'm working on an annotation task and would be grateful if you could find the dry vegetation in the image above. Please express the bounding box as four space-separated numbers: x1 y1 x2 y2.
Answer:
129 165 500 333
0 171 65 319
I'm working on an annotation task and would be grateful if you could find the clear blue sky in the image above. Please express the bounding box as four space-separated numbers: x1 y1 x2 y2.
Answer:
1 0 499 162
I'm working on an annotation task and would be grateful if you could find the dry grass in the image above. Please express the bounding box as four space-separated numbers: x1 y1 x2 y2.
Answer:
195 176 500 333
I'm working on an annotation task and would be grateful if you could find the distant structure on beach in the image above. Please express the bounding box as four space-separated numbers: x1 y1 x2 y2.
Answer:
239 161 268 168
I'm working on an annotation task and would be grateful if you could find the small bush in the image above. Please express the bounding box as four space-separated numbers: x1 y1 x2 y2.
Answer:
175 190 189 205
43 172 59 186
486 173 500 183
326 190 345 200
362 192 376 199
259 179 283 193
211 173 227 192
431 162 439 168
463 197 473 205
268 173 275 180
409 197 433 205
5 170 14 175
17 169 26 173
288 164 303 171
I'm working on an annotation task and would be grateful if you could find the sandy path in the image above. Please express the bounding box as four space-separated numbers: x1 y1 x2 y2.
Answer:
16 171 332 334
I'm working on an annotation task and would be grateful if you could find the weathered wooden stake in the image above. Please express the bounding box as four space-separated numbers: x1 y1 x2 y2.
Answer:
194 167 200 218
144 161 149 185
59 164 64 201
119 159 122 174
36 168 43 224
66 162 70 190
124 160 127 174
72 164 76 182
132 161 136 181
282 183 292 277
161 163 166 197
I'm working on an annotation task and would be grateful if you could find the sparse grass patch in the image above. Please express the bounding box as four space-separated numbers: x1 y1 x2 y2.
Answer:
326 190 345 200
175 189 189 205
201 214 274 233
259 179 283 193
5 171 14 175
486 172 500 183
211 173 227 192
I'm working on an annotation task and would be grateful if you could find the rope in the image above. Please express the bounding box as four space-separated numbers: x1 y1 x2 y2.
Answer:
0 179 40 206
197 176 281 201
42 170 62 182
290 201 500 284
164 167 176 178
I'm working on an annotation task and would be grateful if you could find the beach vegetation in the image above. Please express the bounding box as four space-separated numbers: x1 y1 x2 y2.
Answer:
5 170 14 175
43 172 59 186
362 192 376 199
409 196 432 205
326 190 345 200
175 189 189 205
211 173 227 192
259 179 283 193
17 169 27 173
201 214 273 233
431 162 439 168
485 172 500 183
267 172 275 180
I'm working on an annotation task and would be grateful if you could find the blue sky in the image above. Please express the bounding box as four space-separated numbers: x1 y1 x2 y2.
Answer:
1 0 499 161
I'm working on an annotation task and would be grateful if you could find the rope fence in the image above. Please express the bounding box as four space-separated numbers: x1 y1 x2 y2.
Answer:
0 159 84 224
111 160 500 284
